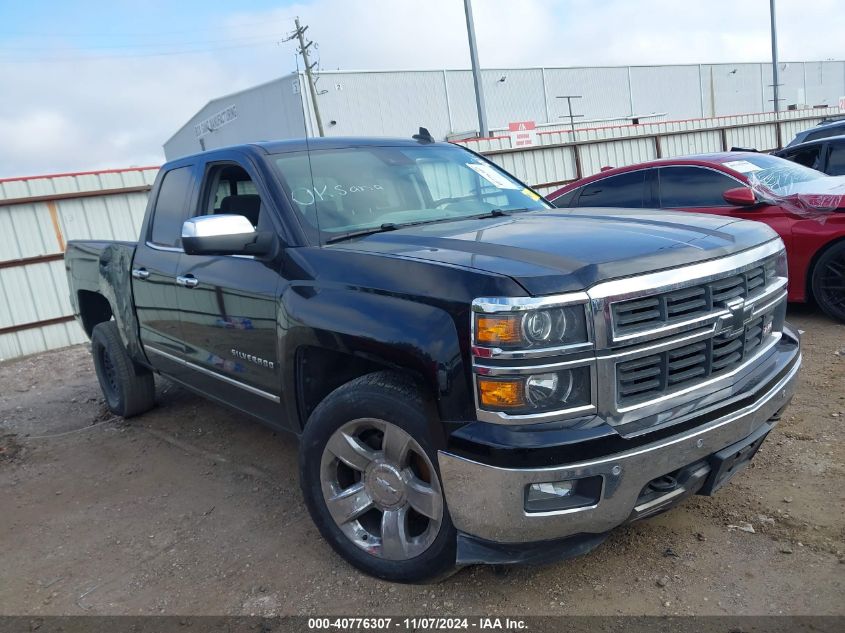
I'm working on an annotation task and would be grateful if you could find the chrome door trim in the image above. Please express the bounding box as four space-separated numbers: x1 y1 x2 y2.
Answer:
145 241 184 253
144 345 280 403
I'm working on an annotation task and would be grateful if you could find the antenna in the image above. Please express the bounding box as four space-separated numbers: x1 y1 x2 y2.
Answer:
292 49 323 245
412 127 434 143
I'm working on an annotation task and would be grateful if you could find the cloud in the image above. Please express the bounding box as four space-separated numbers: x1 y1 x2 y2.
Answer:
0 0 841 178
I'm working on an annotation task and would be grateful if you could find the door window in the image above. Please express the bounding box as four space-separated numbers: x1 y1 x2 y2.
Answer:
825 143 845 176
659 167 737 208
200 163 267 230
575 171 647 207
782 145 823 170
551 187 579 208
150 166 194 247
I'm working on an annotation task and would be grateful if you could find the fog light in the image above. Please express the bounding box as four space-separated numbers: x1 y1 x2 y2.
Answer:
528 481 574 500
477 377 525 409
524 476 603 513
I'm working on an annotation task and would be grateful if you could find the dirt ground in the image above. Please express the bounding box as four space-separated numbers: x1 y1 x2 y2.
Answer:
0 306 842 616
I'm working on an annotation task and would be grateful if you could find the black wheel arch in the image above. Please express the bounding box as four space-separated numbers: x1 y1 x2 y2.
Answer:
283 287 475 433
77 289 113 337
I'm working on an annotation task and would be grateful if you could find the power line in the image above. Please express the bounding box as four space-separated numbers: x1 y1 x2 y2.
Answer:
0 39 284 64
0 17 298 38
0 34 284 52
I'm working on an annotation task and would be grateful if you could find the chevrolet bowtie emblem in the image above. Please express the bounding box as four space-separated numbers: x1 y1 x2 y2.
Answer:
715 297 754 336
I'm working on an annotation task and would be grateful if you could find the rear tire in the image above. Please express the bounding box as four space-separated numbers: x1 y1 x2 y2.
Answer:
91 321 155 417
811 241 845 323
299 371 457 583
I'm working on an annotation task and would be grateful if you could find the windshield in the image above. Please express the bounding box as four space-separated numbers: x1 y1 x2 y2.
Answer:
272 144 549 241
722 154 827 196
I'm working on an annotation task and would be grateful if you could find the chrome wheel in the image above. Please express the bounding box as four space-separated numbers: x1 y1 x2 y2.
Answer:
319 418 444 561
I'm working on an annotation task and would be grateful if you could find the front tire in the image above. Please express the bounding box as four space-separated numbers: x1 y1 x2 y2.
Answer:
811 241 845 322
91 321 155 417
299 372 457 583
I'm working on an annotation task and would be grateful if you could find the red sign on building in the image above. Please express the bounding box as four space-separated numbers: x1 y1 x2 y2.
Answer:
508 121 537 147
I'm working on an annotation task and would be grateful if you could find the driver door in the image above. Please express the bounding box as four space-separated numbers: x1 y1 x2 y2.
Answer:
173 157 285 424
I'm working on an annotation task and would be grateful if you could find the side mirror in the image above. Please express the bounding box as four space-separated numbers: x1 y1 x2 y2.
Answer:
722 186 758 207
181 215 275 256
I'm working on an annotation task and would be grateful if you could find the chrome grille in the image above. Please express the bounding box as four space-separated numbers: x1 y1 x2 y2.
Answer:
612 256 776 338
616 312 773 405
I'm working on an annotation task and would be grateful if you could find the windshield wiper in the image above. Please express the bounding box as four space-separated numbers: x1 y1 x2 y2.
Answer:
325 208 538 244
325 223 399 244
471 207 534 219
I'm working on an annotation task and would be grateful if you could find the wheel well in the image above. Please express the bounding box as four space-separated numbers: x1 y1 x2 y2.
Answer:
295 346 425 430
806 236 845 303
78 290 113 337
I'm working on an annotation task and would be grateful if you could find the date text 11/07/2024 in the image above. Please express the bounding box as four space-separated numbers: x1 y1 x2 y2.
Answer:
307 617 528 630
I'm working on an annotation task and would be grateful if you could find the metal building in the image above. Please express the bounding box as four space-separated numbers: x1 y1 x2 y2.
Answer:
164 60 845 159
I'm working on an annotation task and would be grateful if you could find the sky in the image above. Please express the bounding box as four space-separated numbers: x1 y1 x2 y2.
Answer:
0 0 841 179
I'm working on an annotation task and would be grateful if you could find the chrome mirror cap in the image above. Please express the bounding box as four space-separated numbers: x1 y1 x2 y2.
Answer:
182 214 255 238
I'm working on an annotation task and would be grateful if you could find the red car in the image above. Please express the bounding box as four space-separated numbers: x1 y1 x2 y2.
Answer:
548 152 845 322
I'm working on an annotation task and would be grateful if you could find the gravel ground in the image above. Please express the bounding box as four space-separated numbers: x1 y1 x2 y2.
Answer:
0 305 842 616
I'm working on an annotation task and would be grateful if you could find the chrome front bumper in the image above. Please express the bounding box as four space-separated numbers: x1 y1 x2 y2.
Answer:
438 348 801 544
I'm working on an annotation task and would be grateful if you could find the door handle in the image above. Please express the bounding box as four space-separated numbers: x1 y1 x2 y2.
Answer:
176 275 199 288
131 268 150 280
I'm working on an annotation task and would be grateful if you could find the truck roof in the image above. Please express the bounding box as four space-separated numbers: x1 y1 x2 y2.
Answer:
168 137 447 165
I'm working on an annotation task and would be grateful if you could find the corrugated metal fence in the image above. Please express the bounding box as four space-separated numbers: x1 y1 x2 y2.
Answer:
457 107 844 194
1 107 843 360
0 167 157 360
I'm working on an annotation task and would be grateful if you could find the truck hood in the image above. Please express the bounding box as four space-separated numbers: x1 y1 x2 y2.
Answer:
329 208 779 296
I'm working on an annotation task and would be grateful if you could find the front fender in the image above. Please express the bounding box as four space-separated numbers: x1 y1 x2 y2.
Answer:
281 285 472 426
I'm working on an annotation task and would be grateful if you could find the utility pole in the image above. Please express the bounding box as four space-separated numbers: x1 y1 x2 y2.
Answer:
293 17 325 137
463 0 489 137
557 95 583 140
769 0 780 112
768 0 783 147
769 0 781 115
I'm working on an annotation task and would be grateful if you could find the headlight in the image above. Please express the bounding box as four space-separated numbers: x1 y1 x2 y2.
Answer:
774 248 788 279
474 305 589 349
477 366 591 414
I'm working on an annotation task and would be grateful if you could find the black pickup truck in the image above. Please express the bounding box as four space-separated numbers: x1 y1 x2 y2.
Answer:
65 135 801 582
